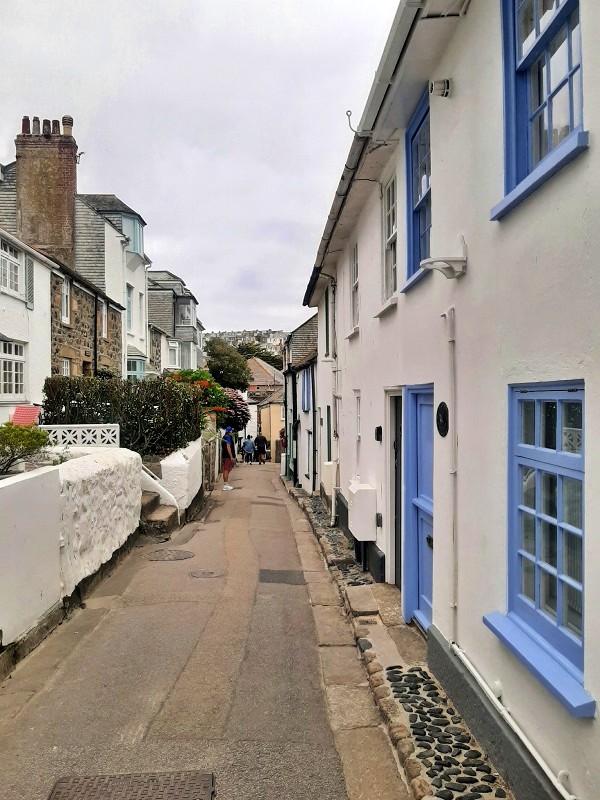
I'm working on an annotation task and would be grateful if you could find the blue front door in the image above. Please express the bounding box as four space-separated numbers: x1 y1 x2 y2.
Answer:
404 389 434 630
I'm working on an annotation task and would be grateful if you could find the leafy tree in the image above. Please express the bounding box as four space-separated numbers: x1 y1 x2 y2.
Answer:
206 338 251 390
169 369 228 413
0 422 49 474
237 341 283 371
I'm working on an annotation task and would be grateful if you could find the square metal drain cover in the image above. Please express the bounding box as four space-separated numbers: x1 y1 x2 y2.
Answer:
259 569 304 585
48 771 215 799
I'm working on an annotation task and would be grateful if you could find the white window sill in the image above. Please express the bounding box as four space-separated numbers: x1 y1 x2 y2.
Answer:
345 326 360 340
0 287 25 302
374 296 398 319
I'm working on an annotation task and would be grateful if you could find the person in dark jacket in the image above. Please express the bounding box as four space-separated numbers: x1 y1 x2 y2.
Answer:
254 431 268 465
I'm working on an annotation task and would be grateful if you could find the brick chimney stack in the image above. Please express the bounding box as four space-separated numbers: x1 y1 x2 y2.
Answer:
15 114 78 268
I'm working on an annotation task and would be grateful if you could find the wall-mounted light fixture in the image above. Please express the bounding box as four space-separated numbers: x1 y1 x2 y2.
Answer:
420 236 467 279
429 79 452 98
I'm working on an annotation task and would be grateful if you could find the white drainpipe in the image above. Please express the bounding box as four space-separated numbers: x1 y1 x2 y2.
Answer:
450 643 578 800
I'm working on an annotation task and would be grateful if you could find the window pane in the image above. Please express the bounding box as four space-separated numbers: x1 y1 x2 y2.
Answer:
541 520 557 567
540 570 557 618
562 401 582 453
549 24 568 91
521 512 536 554
518 0 536 58
563 530 582 582
14 362 24 393
530 56 546 112
522 466 536 508
521 557 535 601
569 69 582 134
531 109 549 166
563 477 582 528
550 83 571 149
541 401 557 448
563 584 582 637
521 401 535 444
3 361 13 393
538 0 554 32
542 472 557 517
571 8 581 66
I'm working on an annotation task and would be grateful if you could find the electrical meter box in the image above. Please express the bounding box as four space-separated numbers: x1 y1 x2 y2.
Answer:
347 482 377 541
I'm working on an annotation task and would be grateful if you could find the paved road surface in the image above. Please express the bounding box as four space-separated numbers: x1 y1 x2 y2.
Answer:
0 463 349 800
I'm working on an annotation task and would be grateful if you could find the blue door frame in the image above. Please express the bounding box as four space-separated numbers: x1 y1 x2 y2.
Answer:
403 385 434 630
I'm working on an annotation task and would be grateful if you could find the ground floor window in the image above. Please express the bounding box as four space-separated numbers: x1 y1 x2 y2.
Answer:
1 340 25 398
168 340 180 369
306 430 312 479
61 358 70 377
510 382 584 671
127 359 145 382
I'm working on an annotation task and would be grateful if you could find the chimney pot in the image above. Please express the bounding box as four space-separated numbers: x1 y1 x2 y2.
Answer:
32 116 40 135
21 116 31 135
42 119 51 138
62 115 74 137
52 119 60 135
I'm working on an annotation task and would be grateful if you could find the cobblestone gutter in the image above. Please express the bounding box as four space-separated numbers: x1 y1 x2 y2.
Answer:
282 479 514 800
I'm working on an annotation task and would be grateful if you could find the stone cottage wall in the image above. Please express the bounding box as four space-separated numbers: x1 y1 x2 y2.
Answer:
50 273 122 376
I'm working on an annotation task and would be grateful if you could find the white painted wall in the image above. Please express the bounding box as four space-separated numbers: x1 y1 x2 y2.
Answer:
312 2 600 796
0 255 51 422
58 449 142 597
0 467 61 644
160 436 203 511
126 256 149 364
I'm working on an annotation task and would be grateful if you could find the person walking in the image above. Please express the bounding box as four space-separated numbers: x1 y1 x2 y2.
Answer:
254 431 268 465
242 435 255 464
221 426 235 490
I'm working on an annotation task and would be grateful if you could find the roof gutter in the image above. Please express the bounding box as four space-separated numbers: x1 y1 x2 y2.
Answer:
302 0 425 307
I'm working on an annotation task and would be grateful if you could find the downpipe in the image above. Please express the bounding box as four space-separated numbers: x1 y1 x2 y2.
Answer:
449 643 578 800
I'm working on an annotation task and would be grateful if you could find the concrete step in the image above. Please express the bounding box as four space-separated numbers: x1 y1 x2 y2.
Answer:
144 504 179 538
141 491 161 521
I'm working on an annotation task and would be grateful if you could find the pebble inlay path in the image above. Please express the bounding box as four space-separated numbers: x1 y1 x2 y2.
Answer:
386 665 510 800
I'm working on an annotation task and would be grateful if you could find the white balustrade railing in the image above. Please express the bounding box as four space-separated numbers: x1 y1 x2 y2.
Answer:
40 424 120 448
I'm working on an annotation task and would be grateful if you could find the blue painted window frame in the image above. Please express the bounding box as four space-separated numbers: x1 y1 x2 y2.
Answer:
492 0 587 220
404 90 431 285
508 382 584 672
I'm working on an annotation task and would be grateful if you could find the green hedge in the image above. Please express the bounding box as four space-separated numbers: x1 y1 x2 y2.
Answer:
42 377 205 458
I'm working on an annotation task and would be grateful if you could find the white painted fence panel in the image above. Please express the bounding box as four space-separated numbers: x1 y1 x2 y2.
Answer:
40 424 120 447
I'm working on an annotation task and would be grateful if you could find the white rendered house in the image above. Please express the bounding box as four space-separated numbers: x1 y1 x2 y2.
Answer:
303 2 599 798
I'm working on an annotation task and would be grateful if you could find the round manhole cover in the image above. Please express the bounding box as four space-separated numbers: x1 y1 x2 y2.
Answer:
189 569 225 579
148 549 195 561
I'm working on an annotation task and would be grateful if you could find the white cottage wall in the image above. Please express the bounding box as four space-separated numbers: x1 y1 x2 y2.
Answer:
0 257 51 421
324 2 600 794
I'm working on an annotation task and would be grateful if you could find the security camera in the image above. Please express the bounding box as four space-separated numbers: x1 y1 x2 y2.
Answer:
429 79 452 97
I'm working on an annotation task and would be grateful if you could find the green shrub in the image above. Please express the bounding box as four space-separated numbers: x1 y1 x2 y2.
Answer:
42 377 205 458
0 422 50 475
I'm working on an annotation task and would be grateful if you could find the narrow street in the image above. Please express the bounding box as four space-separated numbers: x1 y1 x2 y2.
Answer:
0 463 404 800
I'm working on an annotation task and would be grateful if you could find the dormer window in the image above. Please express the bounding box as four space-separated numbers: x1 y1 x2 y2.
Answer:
176 300 194 326
122 215 144 256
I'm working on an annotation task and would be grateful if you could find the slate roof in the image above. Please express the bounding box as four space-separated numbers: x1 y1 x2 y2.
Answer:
127 345 147 358
247 357 284 386
147 289 174 337
79 194 146 225
286 314 318 368
258 385 284 407
74 197 106 290
0 162 17 234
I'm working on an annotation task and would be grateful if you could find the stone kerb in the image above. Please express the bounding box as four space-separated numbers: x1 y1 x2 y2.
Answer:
59 449 142 597
159 436 203 512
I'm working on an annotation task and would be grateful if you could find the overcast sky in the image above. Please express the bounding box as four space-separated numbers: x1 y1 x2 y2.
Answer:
2 1 398 333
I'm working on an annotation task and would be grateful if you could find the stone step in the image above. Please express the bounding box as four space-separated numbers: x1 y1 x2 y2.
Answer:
141 491 161 521
144 504 179 538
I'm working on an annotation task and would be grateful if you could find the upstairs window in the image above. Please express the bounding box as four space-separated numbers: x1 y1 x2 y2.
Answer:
1 238 22 297
176 300 194 326
510 382 584 673
351 243 359 327
101 301 108 339
122 215 144 256
494 0 586 218
383 176 397 299
324 287 330 356
61 277 71 323
406 91 431 279
126 285 133 332
301 369 311 412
